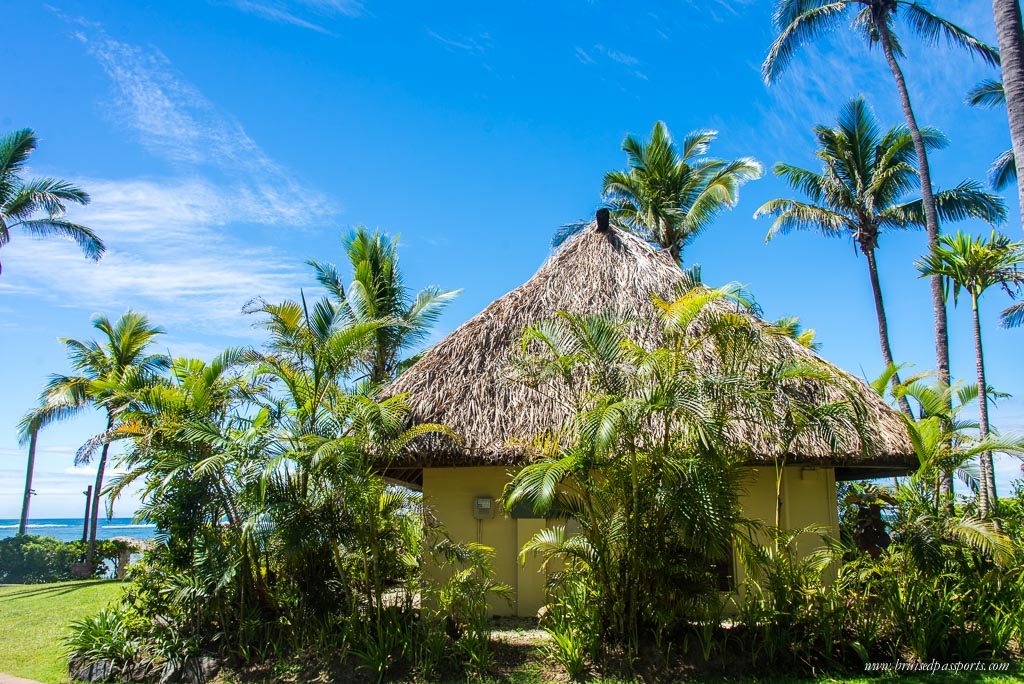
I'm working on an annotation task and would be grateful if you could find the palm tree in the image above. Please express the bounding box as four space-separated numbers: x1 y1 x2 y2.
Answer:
14 414 41 536
916 231 1024 515
966 80 1017 192
33 312 167 565
756 98 1006 418
601 121 762 264
245 292 450 637
17 396 89 536
309 228 459 388
888 374 1004 502
991 0 1024 230
0 129 103 274
764 0 999 395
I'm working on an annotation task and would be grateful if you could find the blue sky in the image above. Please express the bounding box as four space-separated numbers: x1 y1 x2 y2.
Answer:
1 0 1022 518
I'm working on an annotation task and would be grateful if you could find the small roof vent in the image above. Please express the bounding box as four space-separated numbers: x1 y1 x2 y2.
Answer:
596 208 610 232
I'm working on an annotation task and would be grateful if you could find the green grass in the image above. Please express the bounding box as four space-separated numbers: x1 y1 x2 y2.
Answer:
0 580 123 684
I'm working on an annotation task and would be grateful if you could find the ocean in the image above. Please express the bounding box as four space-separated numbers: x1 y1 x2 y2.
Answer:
0 518 157 543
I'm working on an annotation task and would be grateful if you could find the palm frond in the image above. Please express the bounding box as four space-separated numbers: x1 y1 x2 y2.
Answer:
763 2 850 84
966 79 1005 108
15 219 105 260
988 149 1016 191
1001 300 1024 328
902 3 1000 67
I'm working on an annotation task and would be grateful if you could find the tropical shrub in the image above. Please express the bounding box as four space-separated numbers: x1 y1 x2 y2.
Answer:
63 605 147 680
728 374 1024 674
0 535 126 583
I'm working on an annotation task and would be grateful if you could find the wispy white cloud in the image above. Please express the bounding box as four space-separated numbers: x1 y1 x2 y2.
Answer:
3 17 336 340
220 0 364 33
427 29 492 56
0 467 142 519
577 44 647 81
993 455 1023 494
574 47 595 65
228 1 331 33
61 14 332 226
0 444 80 461
680 0 758 23
594 44 639 67
0 221 307 337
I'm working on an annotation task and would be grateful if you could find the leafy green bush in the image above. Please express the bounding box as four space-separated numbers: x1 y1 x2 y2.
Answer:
730 481 1024 673
431 542 511 674
0 535 125 584
542 578 596 681
63 606 145 675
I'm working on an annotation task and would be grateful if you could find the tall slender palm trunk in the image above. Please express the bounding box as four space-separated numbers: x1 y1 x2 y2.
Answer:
864 248 914 418
971 295 997 515
86 415 114 566
879 26 954 498
993 0 1024 232
18 430 38 535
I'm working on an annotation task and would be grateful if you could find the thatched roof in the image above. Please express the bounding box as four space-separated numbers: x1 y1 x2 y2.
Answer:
385 222 915 476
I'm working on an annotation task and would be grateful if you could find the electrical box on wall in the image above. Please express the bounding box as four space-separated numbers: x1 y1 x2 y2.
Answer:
473 496 494 520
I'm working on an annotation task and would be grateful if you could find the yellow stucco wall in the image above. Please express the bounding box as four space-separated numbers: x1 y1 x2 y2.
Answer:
731 466 840 588
422 466 548 616
422 464 839 617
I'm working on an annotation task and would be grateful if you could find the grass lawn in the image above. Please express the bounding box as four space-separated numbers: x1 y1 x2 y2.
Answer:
0 580 122 684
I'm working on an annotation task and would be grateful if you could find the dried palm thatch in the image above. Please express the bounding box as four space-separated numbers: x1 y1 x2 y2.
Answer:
384 222 915 475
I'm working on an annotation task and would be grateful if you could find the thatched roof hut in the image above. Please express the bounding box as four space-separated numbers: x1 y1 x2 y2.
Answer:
387 218 915 481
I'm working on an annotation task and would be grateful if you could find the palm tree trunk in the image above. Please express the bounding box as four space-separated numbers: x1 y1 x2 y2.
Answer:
669 243 682 266
993 0 1024 232
82 486 92 542
18 430 39 536
86 415 114 566
879 27 953 499
864 248 914 418
971 295 997 516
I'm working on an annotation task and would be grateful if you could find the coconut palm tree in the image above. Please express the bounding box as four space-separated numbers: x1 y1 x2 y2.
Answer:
601 121 763 264
916 231 1024 515
32 311 168 565
966 80 1017 192
16 396 95 535
763 0 999 394
756 98 1006 418
0 128 103 274
991 0 1024 230
308 227 459 388
15 414 40 536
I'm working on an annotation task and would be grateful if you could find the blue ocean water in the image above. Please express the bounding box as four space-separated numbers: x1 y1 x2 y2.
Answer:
0 518 157 542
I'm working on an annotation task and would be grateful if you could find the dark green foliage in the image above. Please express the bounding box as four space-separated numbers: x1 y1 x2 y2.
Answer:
0 535 126 584
735 486 1024 671
840 483 894 558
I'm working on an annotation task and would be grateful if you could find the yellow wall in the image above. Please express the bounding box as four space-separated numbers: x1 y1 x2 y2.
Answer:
422 464 839 617
422 466 550 616
731 466 840 588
